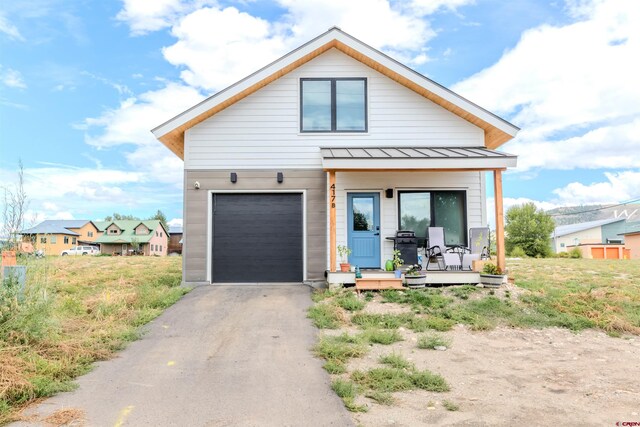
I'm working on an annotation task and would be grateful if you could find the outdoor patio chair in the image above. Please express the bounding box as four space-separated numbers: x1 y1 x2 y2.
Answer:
425 227 462 270
461 227 491 270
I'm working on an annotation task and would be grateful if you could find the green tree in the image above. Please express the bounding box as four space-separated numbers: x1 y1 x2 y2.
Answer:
148 210 168 230
105 213 140 221
505 202 555 257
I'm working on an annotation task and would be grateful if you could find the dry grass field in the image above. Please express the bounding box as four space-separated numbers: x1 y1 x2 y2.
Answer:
0 255 188 424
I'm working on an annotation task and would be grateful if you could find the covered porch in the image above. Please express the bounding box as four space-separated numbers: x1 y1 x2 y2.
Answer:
324 147 516 284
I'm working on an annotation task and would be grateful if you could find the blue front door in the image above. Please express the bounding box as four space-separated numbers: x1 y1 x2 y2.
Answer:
347 193 381 268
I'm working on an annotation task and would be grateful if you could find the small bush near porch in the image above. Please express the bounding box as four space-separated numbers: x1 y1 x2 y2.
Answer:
310 258 640 425
0 256 188 424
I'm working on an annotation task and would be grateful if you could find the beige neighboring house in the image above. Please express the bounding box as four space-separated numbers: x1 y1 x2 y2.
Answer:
94 220 168 256
552 218 627 259
20 220 100 255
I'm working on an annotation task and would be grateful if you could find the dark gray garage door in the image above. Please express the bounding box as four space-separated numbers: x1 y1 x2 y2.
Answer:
212 193 303 283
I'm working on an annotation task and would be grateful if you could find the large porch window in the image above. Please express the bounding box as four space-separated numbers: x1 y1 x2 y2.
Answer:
398 190 467 246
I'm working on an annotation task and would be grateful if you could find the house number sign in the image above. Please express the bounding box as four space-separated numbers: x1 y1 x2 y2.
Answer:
330 183 336 208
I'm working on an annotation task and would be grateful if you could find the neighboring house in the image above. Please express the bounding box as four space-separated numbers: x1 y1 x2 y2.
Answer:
152 27 519 285
620 222 640 260
552 218 626 256
94 220 168 256
20 220 100 255
168 226 183 254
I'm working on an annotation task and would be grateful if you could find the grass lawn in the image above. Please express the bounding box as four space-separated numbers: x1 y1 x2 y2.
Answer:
309 258 640 414
0 255 188 424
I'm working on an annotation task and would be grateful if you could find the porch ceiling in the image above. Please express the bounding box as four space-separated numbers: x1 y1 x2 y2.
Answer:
321 146 517 171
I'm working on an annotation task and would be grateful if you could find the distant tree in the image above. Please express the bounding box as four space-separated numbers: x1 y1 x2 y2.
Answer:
148 210 168 230
104 213 140 221
505 202 555 257
1 160 29 252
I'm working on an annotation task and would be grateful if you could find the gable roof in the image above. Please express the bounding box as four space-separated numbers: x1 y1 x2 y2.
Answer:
152 27 519 159
553 218 626 238
94 220 167 244
21 220 95 236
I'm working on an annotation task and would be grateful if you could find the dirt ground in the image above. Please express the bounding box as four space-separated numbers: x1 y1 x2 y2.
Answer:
335 321 640 426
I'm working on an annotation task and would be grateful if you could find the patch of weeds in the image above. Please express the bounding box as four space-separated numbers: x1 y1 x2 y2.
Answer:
363 292 375 302
323 360 346 374
449 285 479 300
363 329 403 345
351 313 413 329
379 353 414 370
365 390 395 405
352 367 449 393
443 400 460 411
380 290 405 303
311 288 340 303
313 335 368 363
408 316 455 332
404 290 452 310
307 304 342 329
410 370 450 392
335 292 366 312
332 379 368 412
417 333 451 350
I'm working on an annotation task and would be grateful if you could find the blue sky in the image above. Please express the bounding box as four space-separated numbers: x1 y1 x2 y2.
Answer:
1 0 639 227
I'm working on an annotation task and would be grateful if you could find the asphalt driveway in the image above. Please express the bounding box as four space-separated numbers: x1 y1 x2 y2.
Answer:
16 285 353 427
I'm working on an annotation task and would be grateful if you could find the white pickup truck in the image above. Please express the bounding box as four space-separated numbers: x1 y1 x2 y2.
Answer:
60 245 100 256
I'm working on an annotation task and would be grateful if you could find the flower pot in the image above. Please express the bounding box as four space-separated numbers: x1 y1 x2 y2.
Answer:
340 263 351 272
385 260 394 272
394 269 402 278
480 274 504 287
405 274 426 288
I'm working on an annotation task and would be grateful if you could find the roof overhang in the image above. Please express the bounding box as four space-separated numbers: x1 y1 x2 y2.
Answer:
152 27 519 159
321 147 517 171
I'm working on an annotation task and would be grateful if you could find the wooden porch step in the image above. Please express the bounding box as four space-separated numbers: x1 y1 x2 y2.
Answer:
355 277 404 293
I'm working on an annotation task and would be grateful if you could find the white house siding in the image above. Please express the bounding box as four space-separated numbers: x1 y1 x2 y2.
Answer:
185 48 484 170
332 171 485 270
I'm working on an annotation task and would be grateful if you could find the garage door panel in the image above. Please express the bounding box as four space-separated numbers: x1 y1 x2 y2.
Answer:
212 193 303 283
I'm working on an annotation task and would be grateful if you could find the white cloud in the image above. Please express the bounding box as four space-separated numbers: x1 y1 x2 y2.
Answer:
0 12 24 41
168 218 182 227
116 0 216 36
552 170 640 205
453 0 640 171
81 82 204 148
0 66 27 88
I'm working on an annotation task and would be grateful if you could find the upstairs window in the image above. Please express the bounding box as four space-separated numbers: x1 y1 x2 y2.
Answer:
300 78 367 132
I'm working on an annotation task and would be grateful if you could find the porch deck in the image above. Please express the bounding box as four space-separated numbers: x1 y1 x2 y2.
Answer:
326 269 480 287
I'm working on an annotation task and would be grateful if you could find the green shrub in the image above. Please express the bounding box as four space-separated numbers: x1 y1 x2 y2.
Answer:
509 246 527 258
568 247 583 258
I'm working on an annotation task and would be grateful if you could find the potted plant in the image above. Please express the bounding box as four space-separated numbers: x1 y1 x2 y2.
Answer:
392 249 404 278
404 264 426 288
337 245 352 272
480 262 505 287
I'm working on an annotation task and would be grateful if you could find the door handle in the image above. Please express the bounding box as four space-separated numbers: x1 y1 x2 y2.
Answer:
374 233 380 236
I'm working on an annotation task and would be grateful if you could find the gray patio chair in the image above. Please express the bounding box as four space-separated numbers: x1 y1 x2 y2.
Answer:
461 227 491 270
425 227 462 270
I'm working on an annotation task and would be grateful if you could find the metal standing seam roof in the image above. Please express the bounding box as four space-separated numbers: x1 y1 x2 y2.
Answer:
552 218 626 238
619 221 640 236
94 220 166 244
320 146 516 159
20 220 92 235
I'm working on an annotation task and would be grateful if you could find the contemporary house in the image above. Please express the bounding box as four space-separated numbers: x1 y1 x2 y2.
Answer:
152 27 519 285
20 220 100 255
552 218 626 258
94 220 168 256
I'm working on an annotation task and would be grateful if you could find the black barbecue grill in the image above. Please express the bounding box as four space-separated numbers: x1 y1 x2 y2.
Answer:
394 230 418 265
